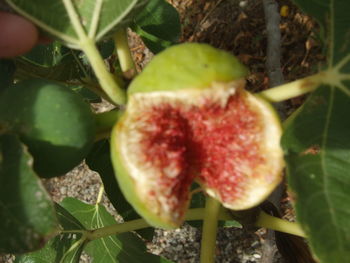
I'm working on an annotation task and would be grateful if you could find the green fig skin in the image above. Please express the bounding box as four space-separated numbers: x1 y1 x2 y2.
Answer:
128 43 248 95
111 43 250 229
0 79 96 178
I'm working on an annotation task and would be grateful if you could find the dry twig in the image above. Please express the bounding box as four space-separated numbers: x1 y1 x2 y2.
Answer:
262 0 286 262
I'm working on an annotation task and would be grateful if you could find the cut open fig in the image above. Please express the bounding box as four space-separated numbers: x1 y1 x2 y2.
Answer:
111 43 284 229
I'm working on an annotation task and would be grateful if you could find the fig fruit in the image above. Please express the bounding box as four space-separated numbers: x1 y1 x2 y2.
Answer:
0 79 95 178
111 43 284 228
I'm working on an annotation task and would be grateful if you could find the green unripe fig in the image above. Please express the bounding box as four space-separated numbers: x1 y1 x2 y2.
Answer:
128 43 248 94
111 43 284 229
0 79 96 178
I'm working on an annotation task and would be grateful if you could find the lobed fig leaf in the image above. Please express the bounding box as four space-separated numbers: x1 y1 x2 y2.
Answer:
111 43 284 228
6 0 149 48
0 79 95 178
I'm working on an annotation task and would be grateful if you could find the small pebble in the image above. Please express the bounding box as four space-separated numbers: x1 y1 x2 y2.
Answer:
253 253 262 259
239 0 248 8
60 186 67 195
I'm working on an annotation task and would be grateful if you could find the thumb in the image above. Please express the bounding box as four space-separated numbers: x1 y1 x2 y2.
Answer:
0 12 38 58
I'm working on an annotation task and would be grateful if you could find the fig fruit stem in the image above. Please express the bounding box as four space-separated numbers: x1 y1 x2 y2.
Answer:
258 71 326 102
62 0 126 106
256 210 306 237
200 197 220 263
114 28 137 78
94 109 123 141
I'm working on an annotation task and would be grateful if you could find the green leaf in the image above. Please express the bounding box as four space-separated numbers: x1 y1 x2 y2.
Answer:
86 140 136 218
0 59 15 91
98 39 115 59
282 1 350 262
187 184 205 228
0 134 59 254
70 86 101 103
15 204 87 263
60 197 172 263
14 56 85 86
187 186 241 228
14 46 99 88
282 85 350 263
7 0 134 106
132 0 181 53
21 42 68 67
292 0 350 67
6 0 149 47
15 46 103 102
15 54 102 102
86 140 154 240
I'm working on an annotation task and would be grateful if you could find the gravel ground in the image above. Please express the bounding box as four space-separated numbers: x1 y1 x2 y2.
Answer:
148 225 270 263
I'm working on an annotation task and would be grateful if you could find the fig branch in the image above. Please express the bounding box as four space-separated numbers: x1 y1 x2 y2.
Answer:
60 208 229 242
200 197 221 263
58 207 304 243
256 211 306 237
86 207 229 241
262 1 286 260
62 0 126 106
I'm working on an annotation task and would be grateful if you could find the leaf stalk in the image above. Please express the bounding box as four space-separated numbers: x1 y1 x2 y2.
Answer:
96 184 105 204
258 72 326 102
87 218 149 241
62 0 126 105
80 38 127 106
89 0 103 38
